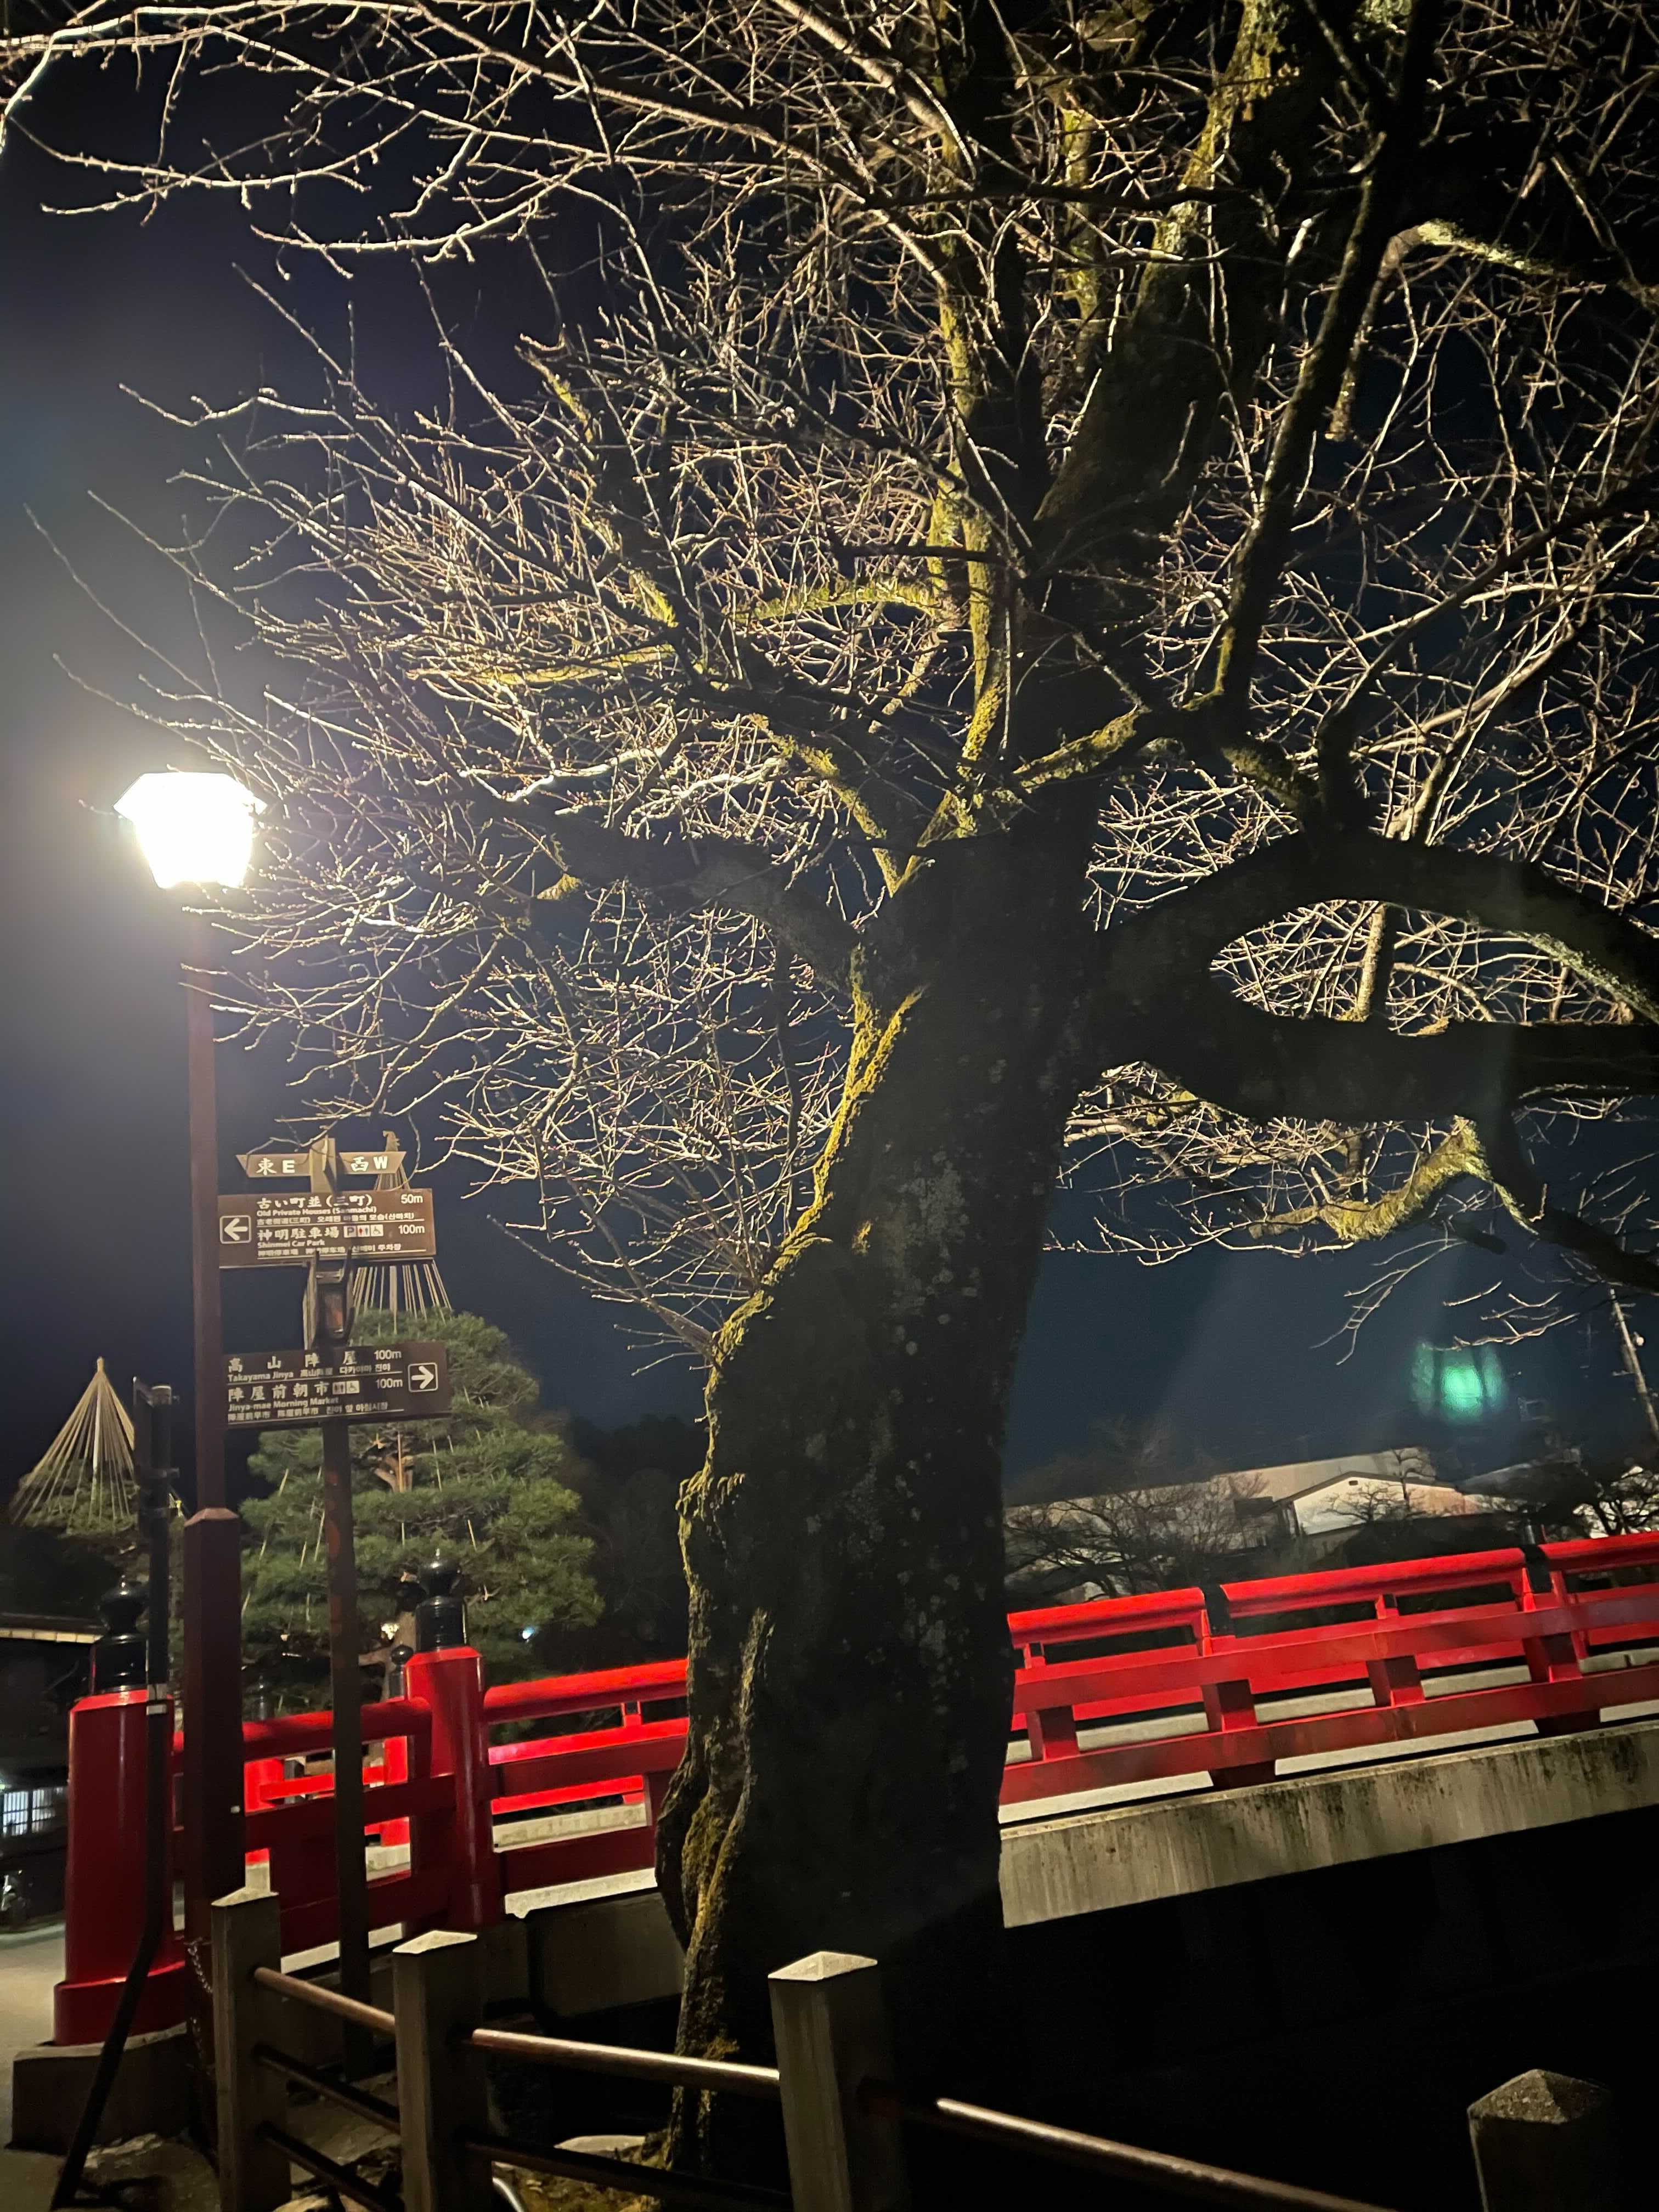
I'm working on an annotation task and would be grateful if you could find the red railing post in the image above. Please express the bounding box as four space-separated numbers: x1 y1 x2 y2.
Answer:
619 1697 674 1841
1520 1554 1595 1737
1022 1650 1080 1761
243 1754 285 1869
1201 1589 1274 1789
54 1681 188 2044
376 1644 414 1849
405 1645 503 1931
378 1730 412 1849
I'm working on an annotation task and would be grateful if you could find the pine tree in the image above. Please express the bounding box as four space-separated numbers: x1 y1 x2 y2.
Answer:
239 1311 601 1705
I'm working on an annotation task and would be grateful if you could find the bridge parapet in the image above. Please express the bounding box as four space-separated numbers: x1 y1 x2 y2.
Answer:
49 1530 1659 2043
1006 1528 1659 1810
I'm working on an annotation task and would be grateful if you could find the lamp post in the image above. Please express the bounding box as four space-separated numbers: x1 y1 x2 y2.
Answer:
115 771 262 1948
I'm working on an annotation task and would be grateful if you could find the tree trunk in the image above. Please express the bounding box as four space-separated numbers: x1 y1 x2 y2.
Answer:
654 827 1099 2165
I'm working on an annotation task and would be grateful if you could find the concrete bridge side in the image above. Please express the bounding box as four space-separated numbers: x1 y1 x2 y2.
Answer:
998 1714 1659 1927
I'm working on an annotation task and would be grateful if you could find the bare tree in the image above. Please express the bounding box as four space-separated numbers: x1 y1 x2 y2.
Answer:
13 0 1659 2141
1473 1437 1659 1538
1007 1469 1267 1600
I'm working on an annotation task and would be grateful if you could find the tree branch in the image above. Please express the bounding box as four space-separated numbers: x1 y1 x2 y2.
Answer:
528 805 856 988
1117 986 1659 1127
1477 1113 1659 1296
1033 2 1341 583
1246 1121 1482 1242
1107 829 1659 1028
1096 828 1659 1127
1216 0 1444 707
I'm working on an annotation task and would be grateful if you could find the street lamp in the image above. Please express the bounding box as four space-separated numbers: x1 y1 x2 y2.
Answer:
116 768 263 1948
115 770 261 894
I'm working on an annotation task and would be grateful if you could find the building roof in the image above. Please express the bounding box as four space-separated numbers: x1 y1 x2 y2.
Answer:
1222 1447 1436 1508
0 1614 100 1647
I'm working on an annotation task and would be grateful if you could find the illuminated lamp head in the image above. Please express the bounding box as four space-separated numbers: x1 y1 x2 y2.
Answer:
115 770 263 890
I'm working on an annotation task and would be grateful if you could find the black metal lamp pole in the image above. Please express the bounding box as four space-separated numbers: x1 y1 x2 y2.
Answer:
304 1135 374 2066
179 915 245 1948
112 775 261 1995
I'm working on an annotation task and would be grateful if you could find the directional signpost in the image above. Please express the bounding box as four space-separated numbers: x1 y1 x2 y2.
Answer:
216 1132 440 2066
237 1143 406 1181
217 1188 435 1266
225 1342 451 1427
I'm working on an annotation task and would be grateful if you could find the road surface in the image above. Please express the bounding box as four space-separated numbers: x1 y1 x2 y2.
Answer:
0 1922 61 2143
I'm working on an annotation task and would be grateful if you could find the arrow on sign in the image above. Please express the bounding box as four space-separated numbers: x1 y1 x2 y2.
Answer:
217 1188 436 1267
224 1340 452 1427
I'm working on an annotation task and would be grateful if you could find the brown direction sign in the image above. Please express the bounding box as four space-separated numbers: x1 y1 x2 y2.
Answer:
225 1342 452 1427
237 1143 407 1180
340 1146 405 1178
217 1188 436 1267
235 1150 310 1180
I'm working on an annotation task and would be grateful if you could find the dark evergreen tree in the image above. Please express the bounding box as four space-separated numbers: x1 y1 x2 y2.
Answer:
239 1311 600 1704
569 1415 702 1658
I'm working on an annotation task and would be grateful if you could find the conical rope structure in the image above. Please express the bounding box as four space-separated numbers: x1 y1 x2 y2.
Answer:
10 1358 137 1533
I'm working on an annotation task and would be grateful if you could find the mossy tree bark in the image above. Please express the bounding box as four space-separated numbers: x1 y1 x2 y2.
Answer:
656 818 1102 2144
648 6 1347 2133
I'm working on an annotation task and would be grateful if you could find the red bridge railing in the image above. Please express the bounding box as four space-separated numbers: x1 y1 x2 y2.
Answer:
53 1529 1659 2043
1006 1529 1659 1799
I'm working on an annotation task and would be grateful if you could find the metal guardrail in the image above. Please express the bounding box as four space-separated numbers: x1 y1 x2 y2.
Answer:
213 1895 1441 2212
459 2019 786 2209
466 2022 782 2099
252 1962 394 2039
256 2121 402 2212
254 2041 400 2131
216 1892 800 2212
864 2083 1397 2209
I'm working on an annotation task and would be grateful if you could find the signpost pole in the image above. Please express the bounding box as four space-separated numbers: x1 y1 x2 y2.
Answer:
211 1125 447 2066
305 1141 373 2068
321 1412 372 2068
180 917 245 1959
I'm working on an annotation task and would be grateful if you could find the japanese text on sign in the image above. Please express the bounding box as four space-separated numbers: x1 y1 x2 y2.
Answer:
216 1188 436 1267
224 1342 452 1426
236 1146 406 1179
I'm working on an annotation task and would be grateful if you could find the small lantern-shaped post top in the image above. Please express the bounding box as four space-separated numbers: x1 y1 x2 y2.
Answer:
93 1580 149 1694
414 1554 467 1652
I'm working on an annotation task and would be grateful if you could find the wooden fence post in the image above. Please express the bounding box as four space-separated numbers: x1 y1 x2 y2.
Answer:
769 1951 909 2212
210 1888 291 2212
1468 2069 1624 2211
394 1928 496 2212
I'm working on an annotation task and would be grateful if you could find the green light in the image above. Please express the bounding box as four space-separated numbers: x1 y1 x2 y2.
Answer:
1441 1356 1485 1418
1412 1344 1508 1423
1412 1344 1436 1415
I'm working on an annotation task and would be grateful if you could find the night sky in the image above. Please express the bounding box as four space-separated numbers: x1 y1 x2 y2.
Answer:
0 82 1640 1501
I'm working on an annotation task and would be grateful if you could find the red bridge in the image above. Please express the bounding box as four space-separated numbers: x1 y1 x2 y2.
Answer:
53 1528 1659 2046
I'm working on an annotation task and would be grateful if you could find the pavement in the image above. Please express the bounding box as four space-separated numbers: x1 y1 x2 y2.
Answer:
0 1920 64 2144
0 1922 224 2208
0 2132 222 2211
